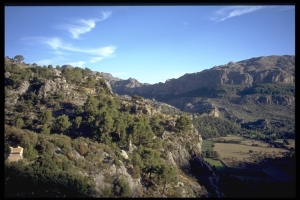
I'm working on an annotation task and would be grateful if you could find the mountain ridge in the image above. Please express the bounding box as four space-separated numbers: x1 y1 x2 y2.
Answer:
105 55 294 137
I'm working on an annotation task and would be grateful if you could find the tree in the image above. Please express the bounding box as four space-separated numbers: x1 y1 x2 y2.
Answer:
139 147 162 179
41 124 51 135
84 95 99 114
14 117 24 128
150 115 164 134
4 133 11 156
156 164 177 195
73 67 83 83
83 67 93 76
99 112 114 134
13 55 25 62
87 75 96 88
23 145 38 161
114 176 131 197
131 117 154 146
176 115 192 132
75 105 84 115
56 114 72 134
40 109 53 125
74 116 82 129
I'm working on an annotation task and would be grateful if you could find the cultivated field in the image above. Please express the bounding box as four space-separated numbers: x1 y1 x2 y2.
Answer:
214 143 289 169
205 135 294 170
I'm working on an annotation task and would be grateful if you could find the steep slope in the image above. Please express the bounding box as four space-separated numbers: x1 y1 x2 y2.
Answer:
109 55 294 97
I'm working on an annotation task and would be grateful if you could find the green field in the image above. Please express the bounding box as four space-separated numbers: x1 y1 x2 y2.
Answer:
204 157 226 170
202 140 225 170
202 140 213 152
202 137 293 183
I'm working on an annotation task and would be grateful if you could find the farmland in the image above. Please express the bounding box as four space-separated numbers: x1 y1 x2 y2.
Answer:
202 135 295 183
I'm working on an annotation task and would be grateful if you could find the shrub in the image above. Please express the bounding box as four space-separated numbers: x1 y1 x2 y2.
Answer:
176 115 192 132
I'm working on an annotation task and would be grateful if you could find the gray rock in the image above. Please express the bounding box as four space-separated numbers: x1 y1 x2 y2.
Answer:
14 81 30 95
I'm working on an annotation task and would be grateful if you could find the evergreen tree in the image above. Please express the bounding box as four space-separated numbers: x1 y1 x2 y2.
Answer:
40 109 53 125
55 114 72 134
176 115 192 132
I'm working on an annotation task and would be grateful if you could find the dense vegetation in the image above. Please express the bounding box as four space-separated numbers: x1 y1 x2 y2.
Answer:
238 83 295 96
158 83 294 101
193 116 241 139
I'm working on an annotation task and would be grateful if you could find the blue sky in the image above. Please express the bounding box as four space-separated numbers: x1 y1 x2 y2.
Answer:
5 5 295 84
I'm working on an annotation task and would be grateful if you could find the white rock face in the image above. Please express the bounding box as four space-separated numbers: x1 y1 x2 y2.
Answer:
14 81 30 95
120 150 129 159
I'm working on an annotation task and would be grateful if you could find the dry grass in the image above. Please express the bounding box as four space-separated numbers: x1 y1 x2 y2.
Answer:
214 141 289 169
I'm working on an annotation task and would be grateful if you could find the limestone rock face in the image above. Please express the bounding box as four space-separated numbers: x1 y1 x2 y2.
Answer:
14 81 31 95
38 78 70 98
109 55 294 98
235 95 295 106
70 149 85 160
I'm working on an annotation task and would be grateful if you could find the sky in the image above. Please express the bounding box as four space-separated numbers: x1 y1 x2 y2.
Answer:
5 5 295 84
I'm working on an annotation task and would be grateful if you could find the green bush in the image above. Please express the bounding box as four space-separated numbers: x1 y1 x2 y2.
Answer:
176 115 192 132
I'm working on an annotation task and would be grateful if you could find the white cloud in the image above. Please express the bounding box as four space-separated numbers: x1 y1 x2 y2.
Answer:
68 61 86 67
58 11 112 39
22 36 117 64
277 5 295 11
210 6 264 22
44 37 63 49
90 57 104 63
52 50 69 55
33 56 67 66
101 11 112 20
34 59 53 66
23 37 116 56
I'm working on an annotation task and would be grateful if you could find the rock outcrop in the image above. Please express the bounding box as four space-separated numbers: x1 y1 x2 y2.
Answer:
109 55 294 98
189 155 224 198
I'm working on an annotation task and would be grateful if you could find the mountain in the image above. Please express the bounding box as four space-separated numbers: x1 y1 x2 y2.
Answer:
109 55 294 96
107 55 295 138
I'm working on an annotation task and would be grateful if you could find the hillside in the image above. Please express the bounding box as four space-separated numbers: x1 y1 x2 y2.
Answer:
4 55 295 197
4 58 223 198
107 55 295 139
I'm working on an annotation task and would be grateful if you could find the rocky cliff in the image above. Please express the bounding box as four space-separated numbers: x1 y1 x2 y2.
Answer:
108 55 294 98
107 55 295 132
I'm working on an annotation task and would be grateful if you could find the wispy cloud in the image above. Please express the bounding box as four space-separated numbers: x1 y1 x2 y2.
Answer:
33 56 67 66
179 21 189 26
52 50 70 55
90 57 104 63
277 5 295 11
21 36 117 64
68 61 86 67
210 6 264 23
58 11 112 39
